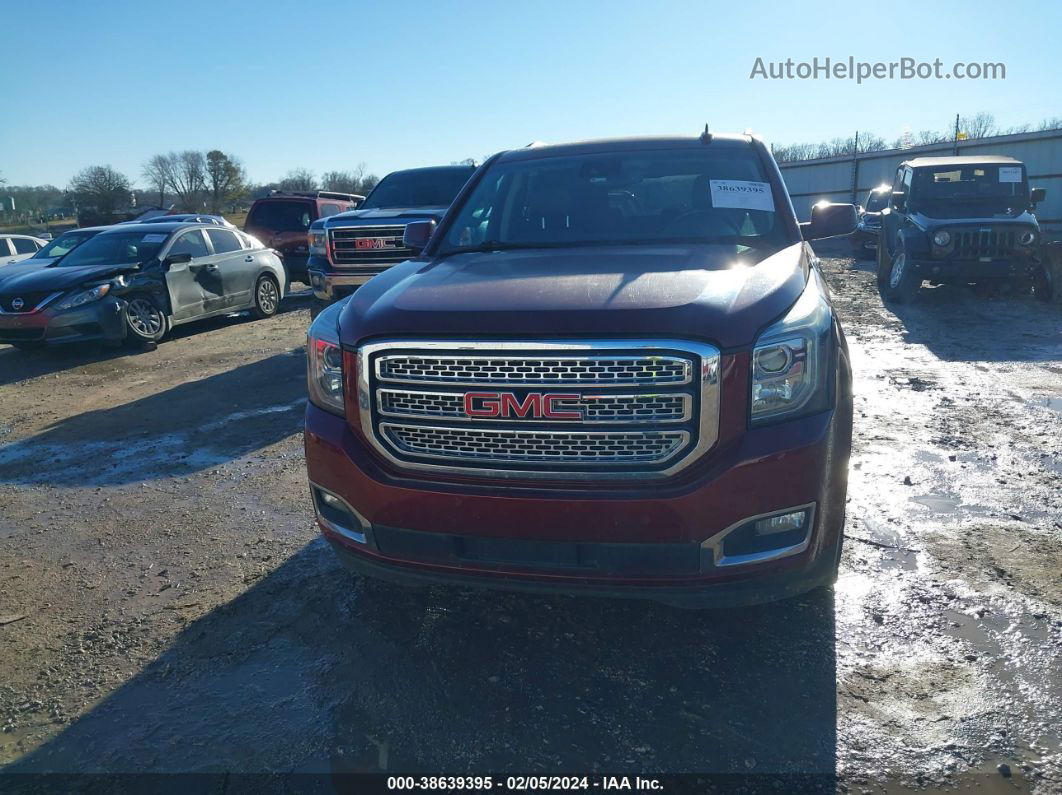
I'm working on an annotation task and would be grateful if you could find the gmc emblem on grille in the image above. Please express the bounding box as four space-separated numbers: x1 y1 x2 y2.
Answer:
463 392 582 420
354 237 393 250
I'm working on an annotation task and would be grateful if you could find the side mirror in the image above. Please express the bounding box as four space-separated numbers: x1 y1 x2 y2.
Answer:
891 190 907 211
166 252 192 266
402 220 437 255
1030 187 1046 204
800 202 858 241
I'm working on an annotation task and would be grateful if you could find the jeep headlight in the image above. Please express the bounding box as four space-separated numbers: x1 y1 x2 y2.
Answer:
751 270 832 425
306 308 344 416
932 230 951 247
55 283 111 311
1018 230 1037 246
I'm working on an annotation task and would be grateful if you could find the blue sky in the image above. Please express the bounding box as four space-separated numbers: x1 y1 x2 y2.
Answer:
1 0 1058 188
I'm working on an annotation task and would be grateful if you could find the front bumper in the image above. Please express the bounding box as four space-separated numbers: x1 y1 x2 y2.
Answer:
304 396 850 606
914 255 1040 282
0 295 125 346
308 269 378 301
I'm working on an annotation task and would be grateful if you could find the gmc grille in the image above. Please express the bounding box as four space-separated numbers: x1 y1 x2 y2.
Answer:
329 225 412 269
357 340 721 480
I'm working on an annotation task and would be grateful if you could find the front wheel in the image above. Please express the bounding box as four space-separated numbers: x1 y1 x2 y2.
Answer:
123 294 168 345
251 274 281 319
878 250 921 303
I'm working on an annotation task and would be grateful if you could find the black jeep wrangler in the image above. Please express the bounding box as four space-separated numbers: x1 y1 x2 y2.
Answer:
877 156 1047 302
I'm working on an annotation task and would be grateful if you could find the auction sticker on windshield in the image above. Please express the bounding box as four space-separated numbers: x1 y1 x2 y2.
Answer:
709 180 774 211
999 166 1023 183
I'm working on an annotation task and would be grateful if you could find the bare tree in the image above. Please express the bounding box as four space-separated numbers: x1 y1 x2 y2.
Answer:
205 150 246 212
141 154 171 207
279 168 317 192
1037 117 1062 131
959 112 996 139
68 165 131 215
167 150 207 211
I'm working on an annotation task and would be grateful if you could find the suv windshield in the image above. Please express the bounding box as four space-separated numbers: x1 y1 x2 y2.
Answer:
55 230 167 268
438 147 786 257
865 191 889 212
360 168 474 209
911 164 1028 211
36 230 95 259
247 201 312 232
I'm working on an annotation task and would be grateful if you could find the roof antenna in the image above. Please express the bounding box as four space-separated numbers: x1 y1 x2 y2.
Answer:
700 123 712 144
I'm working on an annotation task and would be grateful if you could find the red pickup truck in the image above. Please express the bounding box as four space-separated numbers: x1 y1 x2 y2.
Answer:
303 133 857 607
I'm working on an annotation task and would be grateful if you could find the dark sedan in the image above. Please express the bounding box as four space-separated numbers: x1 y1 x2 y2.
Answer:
0 222 287 350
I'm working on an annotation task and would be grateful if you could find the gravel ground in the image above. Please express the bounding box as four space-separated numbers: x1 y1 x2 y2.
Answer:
0 257 1059 792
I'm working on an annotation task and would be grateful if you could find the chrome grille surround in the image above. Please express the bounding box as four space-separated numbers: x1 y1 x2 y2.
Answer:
357 339 721 480
329 225 412 268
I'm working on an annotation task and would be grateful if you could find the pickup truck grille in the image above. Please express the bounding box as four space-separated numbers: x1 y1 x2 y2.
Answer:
329 225 411 268
357 340 720 479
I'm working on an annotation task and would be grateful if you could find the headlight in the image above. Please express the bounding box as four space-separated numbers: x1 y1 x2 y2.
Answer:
751 269 832 425
55 283 111 311
932 230 951 247
307 313 344 416
308 227 329 257
1019 230 1037 246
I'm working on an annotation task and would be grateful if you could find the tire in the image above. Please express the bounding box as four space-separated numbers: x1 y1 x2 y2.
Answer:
1034 262 1059 304
878 248 921 303
123 294 168 345
251 274 281 319
310 297 329 321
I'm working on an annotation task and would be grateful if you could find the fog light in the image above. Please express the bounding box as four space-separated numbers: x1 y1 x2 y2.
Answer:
704 504 815 567
312 485 369 544
754 510 808 536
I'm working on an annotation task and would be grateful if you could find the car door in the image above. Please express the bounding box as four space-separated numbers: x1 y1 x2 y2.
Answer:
881 167 906 257
205 228 256 309
11 237 42 263
162 230 213 321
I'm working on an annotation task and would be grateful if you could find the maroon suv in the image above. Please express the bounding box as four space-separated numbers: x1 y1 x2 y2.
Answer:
245 191 362 282
303 133 857 607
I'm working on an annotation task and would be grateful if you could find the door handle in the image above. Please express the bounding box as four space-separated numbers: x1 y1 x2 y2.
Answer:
205 264 219 271
244 255 254 262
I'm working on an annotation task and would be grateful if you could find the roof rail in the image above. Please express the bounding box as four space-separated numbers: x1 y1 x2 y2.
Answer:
267 189 365 202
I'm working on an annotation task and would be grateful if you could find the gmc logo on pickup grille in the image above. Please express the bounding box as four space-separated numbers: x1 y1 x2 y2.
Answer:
354 237 394 250
463 392 582 420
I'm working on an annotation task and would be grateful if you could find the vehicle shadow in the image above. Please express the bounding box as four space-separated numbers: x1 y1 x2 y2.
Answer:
0 290 313 389
0 350 307 486
887 285 1060 363
3 540 837 790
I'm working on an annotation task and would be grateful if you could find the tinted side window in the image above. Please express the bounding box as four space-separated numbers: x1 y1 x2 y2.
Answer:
13 238 40 254
320 203 342 217
247 200 314 232
169 231 210 258
206 229 242 254
0 239 13 256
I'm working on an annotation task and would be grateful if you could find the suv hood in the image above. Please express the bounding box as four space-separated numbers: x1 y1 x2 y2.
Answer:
0 262 137 294
341 242 810 349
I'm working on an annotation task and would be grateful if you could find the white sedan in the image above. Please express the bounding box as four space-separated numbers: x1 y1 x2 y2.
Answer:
0 234 48 266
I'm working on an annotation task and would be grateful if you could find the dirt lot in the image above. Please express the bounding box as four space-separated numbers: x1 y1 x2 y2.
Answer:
0 256 1059 792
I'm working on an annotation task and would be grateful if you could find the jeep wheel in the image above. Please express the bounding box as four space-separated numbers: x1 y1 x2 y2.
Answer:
1033 263 1058 303
251 274 280 319
123 294 169 345
879 251 920 303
